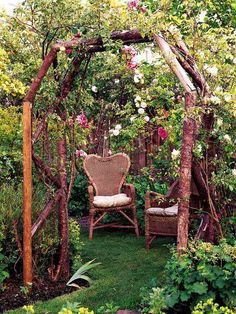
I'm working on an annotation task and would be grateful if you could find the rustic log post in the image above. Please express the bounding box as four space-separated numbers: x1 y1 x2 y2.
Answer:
23 101 33 286
177 92 197 253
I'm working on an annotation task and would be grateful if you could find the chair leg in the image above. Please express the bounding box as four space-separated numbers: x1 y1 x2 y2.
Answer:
146 234 151 250
89 212 94 240
145 213 150 250
133 207 139 237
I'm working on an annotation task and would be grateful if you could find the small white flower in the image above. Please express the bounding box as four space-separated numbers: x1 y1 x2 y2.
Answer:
115 124 122 130
141 102 147 108
224 94 231 102
135 95 141 102
130 116 135 122
115 79 120 84
171 149 180 160
109 129 114 133
113 129 120 136
59 46 66 52
197 11 207 23
217 118 223 127
92 85 98 92
134 75 140 83
169 25 178 33
138 108 145 114
144 116 150 122
206 66 218 76
211 96 221 104
233 58 236 65
152 79 158 84
232 169 236 176
223 134 231 143
135 103 140 108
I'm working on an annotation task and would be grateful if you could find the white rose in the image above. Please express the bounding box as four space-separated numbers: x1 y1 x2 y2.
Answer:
233 58 236 65
138 108 145 114
115 79 120 84
211 96 221 104
113 129 120 136
217 118 223 127
144 116 150 122
92 86 98 93
130 116 135 122
135 95 141 102
141 102 147 108
224 95 231 102
171 149 180 160
115 124 122 130
134 75 140 83
60 46 66 52
197 10 207 23
232 169 236 176
223 134 231 143
206 66 218 76
135 103 140 108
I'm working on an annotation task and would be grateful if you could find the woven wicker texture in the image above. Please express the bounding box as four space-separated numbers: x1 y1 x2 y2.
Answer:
84 153 130 196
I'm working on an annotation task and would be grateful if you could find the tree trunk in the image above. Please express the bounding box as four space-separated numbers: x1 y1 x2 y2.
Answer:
53 136 69 280
177 91 197 253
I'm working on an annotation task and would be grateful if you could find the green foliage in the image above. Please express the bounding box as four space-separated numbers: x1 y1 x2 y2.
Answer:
68 173 89 217
192 299 236 314
0 107 22 184
127 168 168 230
66 259 101 288
0 253 9 291
97 302 120 314
69 218 83 273
141 241 236 313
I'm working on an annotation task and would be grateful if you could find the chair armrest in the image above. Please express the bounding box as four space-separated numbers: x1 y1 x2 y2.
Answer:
88 185 95 206
123 183 135 202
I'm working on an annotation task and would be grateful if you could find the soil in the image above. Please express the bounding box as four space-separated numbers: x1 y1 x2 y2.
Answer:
0 276 78 313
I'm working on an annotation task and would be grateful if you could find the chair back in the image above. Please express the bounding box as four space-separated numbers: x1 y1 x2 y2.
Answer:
83 153 130 196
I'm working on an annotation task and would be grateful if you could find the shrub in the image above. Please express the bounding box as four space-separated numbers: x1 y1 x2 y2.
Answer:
69 218 83 273
69 172 89 217
140 241 236 313
192 299 235 314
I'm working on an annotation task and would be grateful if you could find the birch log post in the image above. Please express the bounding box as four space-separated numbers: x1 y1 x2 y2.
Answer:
178 92 197 253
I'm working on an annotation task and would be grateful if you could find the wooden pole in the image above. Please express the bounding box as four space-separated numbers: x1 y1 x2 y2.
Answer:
23 101 33 286
177 91 197 253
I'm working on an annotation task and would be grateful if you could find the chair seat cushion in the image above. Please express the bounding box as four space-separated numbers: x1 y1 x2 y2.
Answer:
146 203 178 216
93 193 132 208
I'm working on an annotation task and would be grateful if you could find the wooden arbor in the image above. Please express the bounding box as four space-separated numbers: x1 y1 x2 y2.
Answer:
22 29 218 285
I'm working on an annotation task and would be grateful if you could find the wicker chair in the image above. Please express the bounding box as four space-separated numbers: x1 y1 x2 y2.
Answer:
83 153 139 239
145 178 201 249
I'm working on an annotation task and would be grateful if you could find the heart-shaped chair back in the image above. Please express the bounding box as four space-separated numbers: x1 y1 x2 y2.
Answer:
83 153 130 196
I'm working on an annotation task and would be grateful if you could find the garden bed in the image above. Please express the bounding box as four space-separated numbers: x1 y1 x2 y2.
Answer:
0 277 76 313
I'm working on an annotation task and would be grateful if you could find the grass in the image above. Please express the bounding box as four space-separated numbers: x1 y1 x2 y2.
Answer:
7 230 174 314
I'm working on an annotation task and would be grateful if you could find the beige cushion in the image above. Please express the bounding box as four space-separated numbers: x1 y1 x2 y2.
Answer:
146 204 178 216
93 193 132 208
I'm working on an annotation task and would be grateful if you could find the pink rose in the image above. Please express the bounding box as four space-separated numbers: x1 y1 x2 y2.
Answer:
128 0 139 10
127 59 138 70
76 113 89 128
158 127 168 140
139 6 147 13
66 49 73 54
122 45 137 57
75 149 87 158
75 32 82 38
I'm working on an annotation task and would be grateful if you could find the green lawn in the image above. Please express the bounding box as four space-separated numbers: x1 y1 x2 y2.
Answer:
7 230 174 314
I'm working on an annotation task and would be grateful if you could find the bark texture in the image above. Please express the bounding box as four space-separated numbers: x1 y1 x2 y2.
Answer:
177 92 197 253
